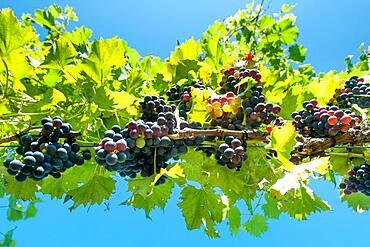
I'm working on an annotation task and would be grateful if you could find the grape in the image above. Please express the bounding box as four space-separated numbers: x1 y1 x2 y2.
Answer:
56 148 68 159
20 134 33 146
33 166 45 178
136 138 146 148
104 141 117 153
83 151 92 160
9 160 24 171
15 173 27 182
116 139 127 151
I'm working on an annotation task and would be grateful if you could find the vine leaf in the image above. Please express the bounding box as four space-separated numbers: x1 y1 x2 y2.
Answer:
341 193 370 212
0 228 16 247
262 194 281 219
126 179 174 218
279 185 331 220
42 37 77 70
7 197 23 221
288 44 306 63
0 9 36 57
67 175 116 209
268 122 297 170
203 158 247 195
242 213 268 237
228 206 241 235
308 71 343 105
178 149 208 185
329 148 352 175
278 89 299 120
5 176 38 200
169 38 200 65
24 201 38 219
82 38 126 84
178 185 226 238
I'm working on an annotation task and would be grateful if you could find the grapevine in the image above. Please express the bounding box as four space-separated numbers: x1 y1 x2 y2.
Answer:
0 3 370 240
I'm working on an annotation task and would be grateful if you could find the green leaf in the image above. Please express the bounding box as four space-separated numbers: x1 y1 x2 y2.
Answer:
288 44 306 63
228 206 241 235
41 163 98 199
242 214 268 237
67 175 116 208
262 195 281 219
82 38 126 84
43 36 77 70
278 89 299 120
120 69 148 95
0 8 36 57
281 4 296 12
127 176 153 198
258 16 275 30
1 228 16 247
94 86 115 110
126 179 174 218
277 17 298 44
308 71 343 105
329 148 352 175
169 38 200 65
269 122 297 170
24 201 38 219
178 149 208 185
178 185 225 238
278 185 331 220
203 156 247 194
7 197 23 221
5 176 38 200
341 193 370 212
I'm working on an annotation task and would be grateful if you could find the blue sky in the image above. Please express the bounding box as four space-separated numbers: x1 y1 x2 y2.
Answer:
1 0 370 246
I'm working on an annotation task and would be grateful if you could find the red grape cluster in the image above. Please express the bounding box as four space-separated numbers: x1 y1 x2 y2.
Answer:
220 53 262 94
206 92 244 130
292 99 361 138
340 163 370 196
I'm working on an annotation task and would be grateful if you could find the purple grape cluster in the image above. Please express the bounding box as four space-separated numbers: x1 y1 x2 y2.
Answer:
3 117 91 182
215 136 246 170
340 163 370 196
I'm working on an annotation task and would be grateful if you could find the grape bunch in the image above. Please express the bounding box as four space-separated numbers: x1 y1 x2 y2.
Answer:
331 76 370 108
339 163 370 196
241 85 282 130
220 53 261 95
292 99 362 138
3 117 91 182
215 136 246 170
139 95 176 122
94 117 204 181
